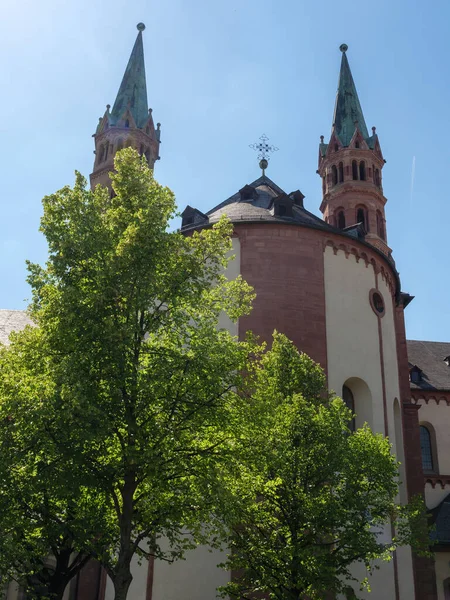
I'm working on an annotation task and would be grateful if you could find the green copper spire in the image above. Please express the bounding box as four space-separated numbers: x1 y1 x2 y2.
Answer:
332 44 369 146
111 23 148 128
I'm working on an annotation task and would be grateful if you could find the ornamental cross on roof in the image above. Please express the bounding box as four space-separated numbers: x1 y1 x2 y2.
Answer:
249 134 278 176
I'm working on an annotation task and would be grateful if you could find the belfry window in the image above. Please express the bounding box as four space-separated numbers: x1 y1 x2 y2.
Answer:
355 140 360 149
356 207 367 230
359 161 366 181
352 160 358 180
420 425 434 472
337 210 345 229
374 168 381 187
376 211 385 240
342 385 355 432
332 165 338 186
338 162 344 183
125 119 130 128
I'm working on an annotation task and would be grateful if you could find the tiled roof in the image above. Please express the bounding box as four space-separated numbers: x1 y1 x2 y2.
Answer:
201 175 335 232
407 340 450 391
0 309 33 346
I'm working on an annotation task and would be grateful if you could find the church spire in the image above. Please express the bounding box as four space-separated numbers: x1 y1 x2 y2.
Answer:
317 45 389 257
90 23 161 191
110 23 148 128
332 44 369 146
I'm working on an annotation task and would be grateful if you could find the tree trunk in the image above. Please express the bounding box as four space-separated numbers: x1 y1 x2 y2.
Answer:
46 576 68 600
113 570 133 600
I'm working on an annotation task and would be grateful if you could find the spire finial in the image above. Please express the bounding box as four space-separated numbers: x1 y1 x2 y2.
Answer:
137 23 146 31
372 126 376 134
249 134 278 176
339 43 348 53
320 135 324 143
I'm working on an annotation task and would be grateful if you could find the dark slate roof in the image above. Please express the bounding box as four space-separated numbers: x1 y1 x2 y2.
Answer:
407 340 450 391
202 175 335 231
0 309 33 346
430 493 450 546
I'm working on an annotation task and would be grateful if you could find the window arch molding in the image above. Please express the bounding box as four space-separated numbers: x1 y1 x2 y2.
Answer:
342 377 373 430
342 385 355 432
419 422 439 473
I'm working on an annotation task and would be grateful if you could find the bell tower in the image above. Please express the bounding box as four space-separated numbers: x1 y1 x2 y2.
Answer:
90 23 161 190
318 44 389 256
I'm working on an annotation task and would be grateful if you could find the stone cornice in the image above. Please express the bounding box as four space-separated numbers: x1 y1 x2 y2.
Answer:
411 390 450 405
323 237 397 296
424 474 450 489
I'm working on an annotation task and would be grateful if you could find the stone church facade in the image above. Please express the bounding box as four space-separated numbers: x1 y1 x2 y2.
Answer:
1 23 450 600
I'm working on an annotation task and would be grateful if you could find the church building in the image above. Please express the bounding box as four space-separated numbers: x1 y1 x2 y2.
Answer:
1 23 449 600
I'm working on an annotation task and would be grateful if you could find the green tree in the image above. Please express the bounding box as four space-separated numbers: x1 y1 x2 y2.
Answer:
218 333 428 600
0 148 257 600
0 326 100 600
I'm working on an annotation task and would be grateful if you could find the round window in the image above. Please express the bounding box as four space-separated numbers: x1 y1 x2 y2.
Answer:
369 289 385 317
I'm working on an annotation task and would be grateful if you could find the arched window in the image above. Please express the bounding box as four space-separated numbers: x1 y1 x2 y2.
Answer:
337 210 346 229
98 144 105 163
420 425 434 471
376 211 385 240
374 168 380 187
356 206 367 230
322 177 326 195
443 577 450 600
116 139 124 152
355 140 360 149
104 142 108 162
338 162 344 183
139 144 144 155
352 160 358 180
332 165 338 185
334 143 339 152
342 385 355 431
125 119 130 128
359 161 366 181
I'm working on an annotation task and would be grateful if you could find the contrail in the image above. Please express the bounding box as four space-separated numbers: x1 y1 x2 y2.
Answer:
410 156 416 206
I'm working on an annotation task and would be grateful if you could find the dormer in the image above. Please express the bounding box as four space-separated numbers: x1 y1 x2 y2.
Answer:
409 365 423 384
289 190 305 208
349 127 369 150
271 193 294 218
239 185 258 202
181 206 209 229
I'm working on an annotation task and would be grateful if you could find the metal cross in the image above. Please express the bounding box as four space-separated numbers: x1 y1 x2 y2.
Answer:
250 134 278 161
249 134 278 175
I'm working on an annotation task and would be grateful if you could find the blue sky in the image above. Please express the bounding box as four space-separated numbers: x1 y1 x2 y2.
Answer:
0 0 448 342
